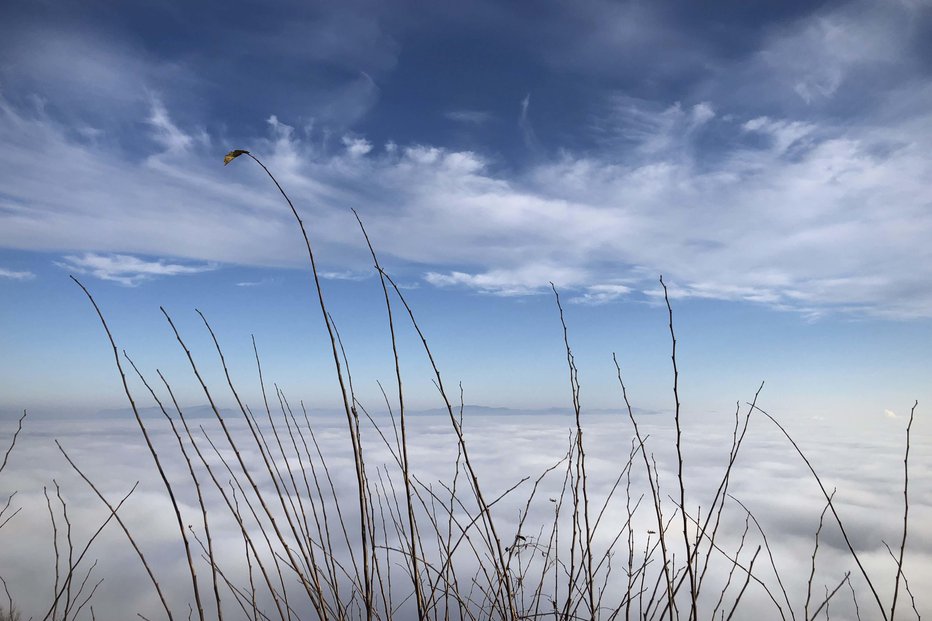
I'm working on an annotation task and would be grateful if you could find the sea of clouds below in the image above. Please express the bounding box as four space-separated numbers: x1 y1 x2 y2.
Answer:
1 407 929 621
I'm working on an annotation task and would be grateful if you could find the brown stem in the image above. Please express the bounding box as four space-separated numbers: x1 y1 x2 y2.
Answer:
352 209 427 620
659 276 697 619
752 403 887 619
891 400 918 621
230 151 373 621
54 442 172 621
70 276 204 621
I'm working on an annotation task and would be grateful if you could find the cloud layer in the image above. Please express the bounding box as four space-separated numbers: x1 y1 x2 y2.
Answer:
0 407 929 620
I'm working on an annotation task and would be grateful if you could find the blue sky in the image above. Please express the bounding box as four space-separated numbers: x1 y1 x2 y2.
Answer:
2 0 931 418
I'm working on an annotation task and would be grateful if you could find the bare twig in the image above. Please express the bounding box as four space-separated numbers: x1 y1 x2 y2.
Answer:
0 411 26 475
53 442 169 621
751 403 887 619
228 150 374 621
891 400 918 621
70 276 204 621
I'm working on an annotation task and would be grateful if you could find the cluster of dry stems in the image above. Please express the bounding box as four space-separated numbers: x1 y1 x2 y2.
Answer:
0 150 921 620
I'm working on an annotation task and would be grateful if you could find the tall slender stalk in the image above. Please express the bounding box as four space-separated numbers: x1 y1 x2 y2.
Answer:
550 284 595 621
352 209 427 620
70 276 205 621
226 150 373 621
659 276 697 619
891 400 917 621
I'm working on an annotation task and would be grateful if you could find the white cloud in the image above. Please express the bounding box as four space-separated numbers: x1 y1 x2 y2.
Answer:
0 26 176 120
235 278 279 287
885 409 898 419
700 0 927 116
742 116 815 154
147 99 203 153
2 0 932 318
767 5 912 104
592 97 716 157
0 267 35 281
425 264 587 296
4 92 932 317
690 102 715 126
570 283 632 305
342 135 373 157
518 93 539 151
320 270 371 281
57 253 216 286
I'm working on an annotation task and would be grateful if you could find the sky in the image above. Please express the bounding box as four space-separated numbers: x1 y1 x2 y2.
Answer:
2 1 932 619
1 0 932 419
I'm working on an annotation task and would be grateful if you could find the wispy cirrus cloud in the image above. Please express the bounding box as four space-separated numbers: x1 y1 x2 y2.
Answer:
0 267 35 281
571 284 633 305
148 98 207 153
235 277 280 287
320 270 372 282
425 264 587 297
57 253 216 286
5 85 932 316
518 93 539 151
1 0 931 317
